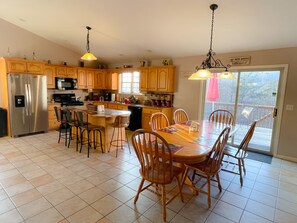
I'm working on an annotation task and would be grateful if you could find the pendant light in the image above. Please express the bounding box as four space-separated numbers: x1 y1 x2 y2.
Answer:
81 26 97 61
189 4 234 80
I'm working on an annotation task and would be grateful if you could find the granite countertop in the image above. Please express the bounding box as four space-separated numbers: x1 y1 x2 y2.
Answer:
85 101 173 109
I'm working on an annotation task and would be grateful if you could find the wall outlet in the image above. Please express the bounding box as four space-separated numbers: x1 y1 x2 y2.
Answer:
286 104 294 111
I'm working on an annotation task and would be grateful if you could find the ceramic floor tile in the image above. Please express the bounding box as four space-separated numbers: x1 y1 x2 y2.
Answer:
212 200 243 222
29 174 55 187
85 173 110 186
277 197 297 216
17 197 52 220
26 207 64 223
91 195 123 216
142 203 176 223
37 180 65 195
275 209 297 223
11 188 42 207
66 206 103 223
0 208 24 223
106 204 141 223
55 196 88 218
97 179 124 193
5 181 34 197
78 187 107 204
205 212 234 223
220 191 248 209
110 186 136 203
245 199 275 221
240 211 273 223
45 187 75 206
0 198 15 215
67 179 94 195
0 189 8 200
0 174 27 188
249 189 277 207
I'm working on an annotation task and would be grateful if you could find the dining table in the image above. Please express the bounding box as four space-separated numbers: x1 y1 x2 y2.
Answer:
156 120 237 164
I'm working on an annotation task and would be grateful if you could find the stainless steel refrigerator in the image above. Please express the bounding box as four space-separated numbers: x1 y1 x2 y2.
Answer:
8 73 48 137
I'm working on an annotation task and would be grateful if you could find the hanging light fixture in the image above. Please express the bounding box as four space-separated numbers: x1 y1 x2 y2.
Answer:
81 26 97 61
188 4 234 80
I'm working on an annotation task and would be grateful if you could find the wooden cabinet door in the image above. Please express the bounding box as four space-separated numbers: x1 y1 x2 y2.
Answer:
157 67 169 92
87 70 94 89
26 62 44 74
44 65 56 88
147 68 158 91
56 67 66 77
66 67 77 78
77 68 87 89
139 68 148 91
142 113 152 130
6 60 27 73
94 70 106 89
106 70 118 90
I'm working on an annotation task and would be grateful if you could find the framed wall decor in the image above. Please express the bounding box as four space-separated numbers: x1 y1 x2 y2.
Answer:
230 56 251 65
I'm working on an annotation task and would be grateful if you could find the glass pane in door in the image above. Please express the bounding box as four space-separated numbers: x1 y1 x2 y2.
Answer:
203 73 238 121
234 71 280 153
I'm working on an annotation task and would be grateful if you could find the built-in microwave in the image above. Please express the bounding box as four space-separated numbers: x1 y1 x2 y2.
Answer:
55 77 78 90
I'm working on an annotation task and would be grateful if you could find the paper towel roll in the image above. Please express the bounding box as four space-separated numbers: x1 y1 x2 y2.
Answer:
111 93 115 101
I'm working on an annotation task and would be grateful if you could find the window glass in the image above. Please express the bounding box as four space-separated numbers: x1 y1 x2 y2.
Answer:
119 71 140 94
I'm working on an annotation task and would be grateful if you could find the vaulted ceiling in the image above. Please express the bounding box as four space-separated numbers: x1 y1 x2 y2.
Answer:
1 0 297 63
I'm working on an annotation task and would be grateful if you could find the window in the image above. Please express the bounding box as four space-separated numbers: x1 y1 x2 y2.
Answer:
119 71 140 94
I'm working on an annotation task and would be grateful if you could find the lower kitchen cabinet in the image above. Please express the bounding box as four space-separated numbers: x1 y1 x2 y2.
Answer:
48 103 60 130
142 107 173 130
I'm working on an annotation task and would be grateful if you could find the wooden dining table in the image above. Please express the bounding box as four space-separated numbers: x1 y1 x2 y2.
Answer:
156 120 237 164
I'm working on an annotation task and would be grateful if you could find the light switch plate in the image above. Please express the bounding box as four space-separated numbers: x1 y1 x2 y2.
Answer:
286 104 294 111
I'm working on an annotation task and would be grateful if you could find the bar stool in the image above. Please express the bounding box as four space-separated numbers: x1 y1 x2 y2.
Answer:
74 110 104 158
54 106 70 146
108 115 131 157
64 109 80 150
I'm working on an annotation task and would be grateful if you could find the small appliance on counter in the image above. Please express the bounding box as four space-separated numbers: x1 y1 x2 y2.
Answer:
104 92 111 101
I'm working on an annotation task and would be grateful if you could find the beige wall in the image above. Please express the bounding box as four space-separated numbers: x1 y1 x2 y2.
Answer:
172 47 297 160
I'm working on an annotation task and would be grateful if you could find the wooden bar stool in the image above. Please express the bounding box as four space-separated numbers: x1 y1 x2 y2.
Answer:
54 106 70 146
108 115 131 157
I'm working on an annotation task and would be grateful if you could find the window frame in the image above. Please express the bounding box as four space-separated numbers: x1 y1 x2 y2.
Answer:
119 70 141 94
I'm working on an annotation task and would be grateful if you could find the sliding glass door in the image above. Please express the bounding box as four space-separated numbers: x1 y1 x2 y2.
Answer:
203 69 282 154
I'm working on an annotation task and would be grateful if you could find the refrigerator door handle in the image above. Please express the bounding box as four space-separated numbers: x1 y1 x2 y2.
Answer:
28 84 33 115
25 84 29 116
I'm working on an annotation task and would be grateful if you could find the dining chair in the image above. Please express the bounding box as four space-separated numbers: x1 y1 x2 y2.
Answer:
222 121 257 186
182 126 231 208
54 106 70 146
74 110 104 157
131 129 184 222
208 109 234 125
64 109 81 150
173 108 190 124
149 112 170 131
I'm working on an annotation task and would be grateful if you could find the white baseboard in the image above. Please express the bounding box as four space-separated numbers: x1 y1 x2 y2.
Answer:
275 154 297 163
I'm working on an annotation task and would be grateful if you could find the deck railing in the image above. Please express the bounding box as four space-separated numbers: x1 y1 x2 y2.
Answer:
204 102 274 128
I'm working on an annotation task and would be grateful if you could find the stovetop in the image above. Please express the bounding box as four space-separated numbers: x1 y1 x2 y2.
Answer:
61 101 84 106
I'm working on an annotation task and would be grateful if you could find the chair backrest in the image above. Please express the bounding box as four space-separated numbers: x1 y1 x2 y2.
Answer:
150 112 170 131
238 121 257 157
74 110 88 127
208 109 234 125
54 106 63 123
112 115 130 128
131 129 174 184
173 109 189 124
64 109 73 123
205 127 231 174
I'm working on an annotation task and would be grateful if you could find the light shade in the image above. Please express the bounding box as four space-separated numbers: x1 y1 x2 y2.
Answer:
81 52 97 61
188 69 213 80
218 71 235 79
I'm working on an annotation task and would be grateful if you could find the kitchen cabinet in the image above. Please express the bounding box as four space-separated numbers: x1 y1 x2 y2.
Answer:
5 58 44 74
142 107 173 130
94 70 106 89
105 69 119 90
56 66 77 78
87 70 95 89
78 68 95 89
106 103 128 110
48 103 60 130
139 66 175 92
44 65 56 88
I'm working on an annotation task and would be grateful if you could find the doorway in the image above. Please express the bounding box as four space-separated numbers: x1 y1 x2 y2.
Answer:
202 66 287 155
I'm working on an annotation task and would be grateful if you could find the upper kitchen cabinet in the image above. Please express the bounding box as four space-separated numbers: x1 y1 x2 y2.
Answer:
94 70 106 89
139 66 175 93
77 68 95 89
105 69 119 90
4 58 44 74
44 65 56 88
56 66 77 78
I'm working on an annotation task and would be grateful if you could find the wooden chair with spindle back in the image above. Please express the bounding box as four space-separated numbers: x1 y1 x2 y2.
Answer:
222 121 257 186
208 109 234 125
182 126 231 208
131 129 184 222
149 112 170 132
173 108 190 124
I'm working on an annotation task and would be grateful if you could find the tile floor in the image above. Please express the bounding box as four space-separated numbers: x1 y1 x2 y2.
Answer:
0 131 297 223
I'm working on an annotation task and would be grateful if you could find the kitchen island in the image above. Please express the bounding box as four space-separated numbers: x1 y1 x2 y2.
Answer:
66 107 131 153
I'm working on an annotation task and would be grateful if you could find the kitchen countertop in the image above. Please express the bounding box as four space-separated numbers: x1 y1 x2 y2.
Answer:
85 101 173 109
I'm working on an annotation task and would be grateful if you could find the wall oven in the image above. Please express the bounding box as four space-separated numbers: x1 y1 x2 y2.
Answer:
55 77 78 90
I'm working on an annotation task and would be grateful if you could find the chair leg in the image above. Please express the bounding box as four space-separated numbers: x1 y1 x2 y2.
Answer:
93 130 96 150
161 185 167 222
242 159 246 175
58 124 62 143
176 176 184 202
216 173 222 192
80 129 84 153
125 131 131 154
65 125 68 146
238 159 243 186
87 131 90 158
67 127 72 148
76 127 79 151
108 127 115 153
116 127 120 157
191 170 196 182
134 178 145 203
207 176 211 208
99 130 103 153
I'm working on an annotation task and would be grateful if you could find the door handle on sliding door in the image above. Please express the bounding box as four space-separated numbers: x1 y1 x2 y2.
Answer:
273 107 278 118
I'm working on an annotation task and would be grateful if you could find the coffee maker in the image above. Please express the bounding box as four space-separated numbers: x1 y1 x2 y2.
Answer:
104 92 111 101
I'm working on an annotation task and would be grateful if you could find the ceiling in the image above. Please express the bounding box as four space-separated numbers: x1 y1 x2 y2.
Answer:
1 0 297 63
